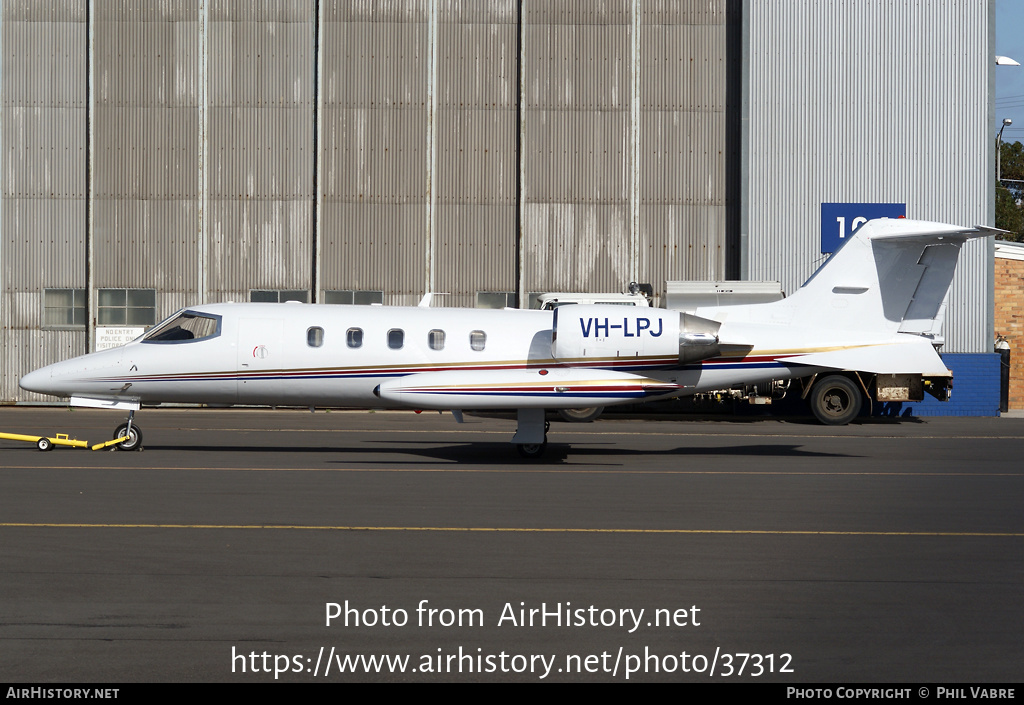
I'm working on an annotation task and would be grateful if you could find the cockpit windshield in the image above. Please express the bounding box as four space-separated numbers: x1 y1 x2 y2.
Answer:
142 310 221 343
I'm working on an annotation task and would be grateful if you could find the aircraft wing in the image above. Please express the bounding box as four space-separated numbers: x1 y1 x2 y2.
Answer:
375 368 682 410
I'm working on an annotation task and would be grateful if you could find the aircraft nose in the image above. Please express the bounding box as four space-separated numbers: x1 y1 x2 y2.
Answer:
20 366 54 395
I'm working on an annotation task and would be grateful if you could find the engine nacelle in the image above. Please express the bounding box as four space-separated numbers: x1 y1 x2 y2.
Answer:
551 304 721 366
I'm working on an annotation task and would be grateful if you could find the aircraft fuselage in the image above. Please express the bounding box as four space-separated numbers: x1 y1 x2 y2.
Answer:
20 302 822 410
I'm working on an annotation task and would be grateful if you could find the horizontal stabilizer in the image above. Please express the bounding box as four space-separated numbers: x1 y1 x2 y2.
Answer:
858 221 1002 242
376 368 682 410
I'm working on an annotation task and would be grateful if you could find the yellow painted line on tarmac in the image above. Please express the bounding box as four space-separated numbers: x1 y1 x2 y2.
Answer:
1 523 1022 537
2 465 1023 477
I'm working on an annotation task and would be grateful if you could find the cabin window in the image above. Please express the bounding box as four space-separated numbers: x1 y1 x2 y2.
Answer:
250 290 309 303
98 288 157 326
470 330 486 351
325 290 385 305
307 327 324 348
346 328 363 348
142 311 221 343
428 329 445 351
43 289 87 328
388 329 404 350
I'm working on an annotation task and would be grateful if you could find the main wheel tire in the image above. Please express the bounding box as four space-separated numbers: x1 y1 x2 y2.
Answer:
557 406 604 423
113 423 143 451
516 440 548 459
36 437 53 451
810 375 862 426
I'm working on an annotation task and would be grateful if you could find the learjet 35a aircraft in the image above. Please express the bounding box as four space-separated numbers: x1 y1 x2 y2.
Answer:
20 219 996 458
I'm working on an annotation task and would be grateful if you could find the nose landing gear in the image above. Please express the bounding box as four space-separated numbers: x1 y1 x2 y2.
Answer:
112 411 143 451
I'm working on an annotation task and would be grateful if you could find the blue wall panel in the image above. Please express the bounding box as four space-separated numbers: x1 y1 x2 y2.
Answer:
875 353 1001 418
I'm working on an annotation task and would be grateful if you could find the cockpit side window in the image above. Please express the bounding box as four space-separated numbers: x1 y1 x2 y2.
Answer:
142 311 221 344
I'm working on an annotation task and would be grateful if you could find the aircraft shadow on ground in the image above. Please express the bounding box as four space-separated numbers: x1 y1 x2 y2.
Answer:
138 441 857 465
776 415 926 427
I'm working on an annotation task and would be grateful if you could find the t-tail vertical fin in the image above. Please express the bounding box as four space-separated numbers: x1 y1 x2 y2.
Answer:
779 219 997 337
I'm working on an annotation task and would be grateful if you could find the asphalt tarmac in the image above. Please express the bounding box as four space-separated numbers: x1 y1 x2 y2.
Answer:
1 407 1021 682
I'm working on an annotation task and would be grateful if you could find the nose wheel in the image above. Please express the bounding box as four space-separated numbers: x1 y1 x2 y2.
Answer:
113 422 143 451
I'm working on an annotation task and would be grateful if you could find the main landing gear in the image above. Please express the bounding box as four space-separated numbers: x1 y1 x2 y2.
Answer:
513 408 550 459
112 410 144 451
516 436 548 459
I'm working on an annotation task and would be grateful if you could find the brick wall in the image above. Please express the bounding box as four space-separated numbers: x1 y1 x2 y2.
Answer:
995 257 1024 410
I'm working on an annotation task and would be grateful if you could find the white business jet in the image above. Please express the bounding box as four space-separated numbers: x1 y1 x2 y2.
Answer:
20 219 995 458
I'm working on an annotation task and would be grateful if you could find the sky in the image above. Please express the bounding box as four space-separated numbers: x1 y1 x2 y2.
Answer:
996 0 1024 145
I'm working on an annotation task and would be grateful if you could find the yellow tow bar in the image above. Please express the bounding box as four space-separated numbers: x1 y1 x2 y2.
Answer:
0 431 130 452
90 436 131 451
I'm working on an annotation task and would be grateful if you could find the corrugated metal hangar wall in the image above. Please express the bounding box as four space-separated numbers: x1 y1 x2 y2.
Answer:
743 0 994 355
0 1 994 403
1 0 740 402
